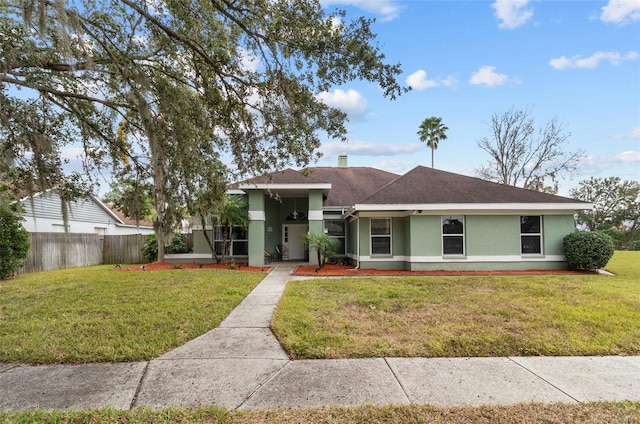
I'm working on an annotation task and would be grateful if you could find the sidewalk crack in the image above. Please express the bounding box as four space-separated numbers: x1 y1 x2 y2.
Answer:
235 360 291 410
384 358 412 404
129 361 151 410
508 357 581 404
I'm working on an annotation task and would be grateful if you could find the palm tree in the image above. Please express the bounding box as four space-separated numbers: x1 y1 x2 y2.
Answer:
417 116 448 168
214 195 248 263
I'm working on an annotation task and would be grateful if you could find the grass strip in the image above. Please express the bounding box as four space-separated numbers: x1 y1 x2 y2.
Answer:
1 402 638 423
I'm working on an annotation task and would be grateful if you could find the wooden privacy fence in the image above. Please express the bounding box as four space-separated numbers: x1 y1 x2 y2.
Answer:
17 233 103 275
102 234 147 265
16 233 150 275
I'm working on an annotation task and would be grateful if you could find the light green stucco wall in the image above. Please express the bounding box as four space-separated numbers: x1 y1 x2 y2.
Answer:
356 213 576 271
466 215 520 256
359 217 370 257
408 215 441 257
264 196 281 258
247 190 265 267
543 215 575 255
192 229 210 254
347 217 357 255
392 217 406 257
307 190 324 266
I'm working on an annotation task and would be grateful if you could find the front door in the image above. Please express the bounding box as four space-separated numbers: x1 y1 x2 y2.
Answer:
282 224 308 261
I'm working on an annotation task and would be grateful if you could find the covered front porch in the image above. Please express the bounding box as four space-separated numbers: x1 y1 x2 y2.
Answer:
243 183 329 267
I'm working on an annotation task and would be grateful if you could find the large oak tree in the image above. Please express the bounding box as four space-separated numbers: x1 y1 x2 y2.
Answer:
0 0 405 260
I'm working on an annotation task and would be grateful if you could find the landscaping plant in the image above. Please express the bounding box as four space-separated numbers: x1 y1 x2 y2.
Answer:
303 232 339 268
564 231 615 270
0 200 30 279
142 233 190 262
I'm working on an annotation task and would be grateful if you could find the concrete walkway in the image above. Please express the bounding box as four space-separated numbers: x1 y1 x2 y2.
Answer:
1 265 639 411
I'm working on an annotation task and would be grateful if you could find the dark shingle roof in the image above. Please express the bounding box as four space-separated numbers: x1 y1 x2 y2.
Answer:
233 167 400 207
232 165 585 208
304 167 399 207
360 166 582 205
232 168 328 186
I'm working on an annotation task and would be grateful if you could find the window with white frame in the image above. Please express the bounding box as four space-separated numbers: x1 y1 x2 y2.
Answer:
370 218 391 255
442 215 464 255
213 226 248 256
520 216 542 254
325 219 346 255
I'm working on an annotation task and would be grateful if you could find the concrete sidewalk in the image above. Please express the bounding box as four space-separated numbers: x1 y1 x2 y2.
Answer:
1 265 639 411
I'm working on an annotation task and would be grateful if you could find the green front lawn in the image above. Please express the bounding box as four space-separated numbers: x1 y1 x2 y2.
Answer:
0 266 265 364
272 251 640 359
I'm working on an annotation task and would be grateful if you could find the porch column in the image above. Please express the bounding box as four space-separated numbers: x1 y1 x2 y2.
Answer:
247 190 265 267
307 189 324 266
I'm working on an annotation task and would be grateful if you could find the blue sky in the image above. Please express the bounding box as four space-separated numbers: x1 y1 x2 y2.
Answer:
312 0 640 195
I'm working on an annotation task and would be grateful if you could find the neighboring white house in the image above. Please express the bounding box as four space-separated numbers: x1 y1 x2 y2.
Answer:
20 189 154 236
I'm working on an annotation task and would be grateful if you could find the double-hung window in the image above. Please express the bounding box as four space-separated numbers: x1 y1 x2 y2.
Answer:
520 216 542 254
325 220 346 255
442 215 464 255
370 218 391 255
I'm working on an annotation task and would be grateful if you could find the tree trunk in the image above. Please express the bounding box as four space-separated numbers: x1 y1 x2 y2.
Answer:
134 94 167 262
431 145 434 168
199 212 219 262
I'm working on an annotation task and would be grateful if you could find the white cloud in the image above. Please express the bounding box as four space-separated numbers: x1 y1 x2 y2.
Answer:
406 70 439 90
320 140 422 157
316 89 368 120
373 159 419 175
580 150 640 174
440 74 459 88
61 147 87 162
469 66 509 87
601 0 640 24
406 70 459 91
614 126 640 139
549 51 638 70
329 15 343 32
321 0 403 21
491 0 533 29
238 48 259 72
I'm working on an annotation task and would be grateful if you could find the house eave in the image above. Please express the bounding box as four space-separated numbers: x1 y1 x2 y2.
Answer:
238 183 332 191
352 202 593 214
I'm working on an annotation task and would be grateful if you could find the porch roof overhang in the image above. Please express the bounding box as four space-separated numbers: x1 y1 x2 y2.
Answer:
236 183 332 197
348 202 593 216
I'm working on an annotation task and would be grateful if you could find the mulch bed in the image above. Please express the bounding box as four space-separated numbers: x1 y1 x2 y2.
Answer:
115 261 270 273
116 262 594 276
295 263 596 277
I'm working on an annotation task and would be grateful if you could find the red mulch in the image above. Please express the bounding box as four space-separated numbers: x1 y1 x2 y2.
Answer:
115 262 269 273
295 263 595 276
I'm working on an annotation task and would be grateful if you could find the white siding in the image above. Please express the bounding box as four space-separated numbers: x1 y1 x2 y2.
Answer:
20 191 154 235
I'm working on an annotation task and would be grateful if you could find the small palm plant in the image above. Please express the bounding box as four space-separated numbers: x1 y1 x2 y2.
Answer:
303 232 339 269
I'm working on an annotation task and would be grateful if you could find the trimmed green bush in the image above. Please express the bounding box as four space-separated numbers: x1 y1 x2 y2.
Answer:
563 231 615 270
